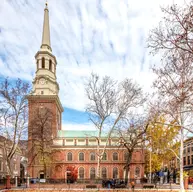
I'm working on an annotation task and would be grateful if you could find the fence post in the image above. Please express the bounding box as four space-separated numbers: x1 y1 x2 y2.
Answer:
6 175 11 189
26 176 30 188
15 176 18 187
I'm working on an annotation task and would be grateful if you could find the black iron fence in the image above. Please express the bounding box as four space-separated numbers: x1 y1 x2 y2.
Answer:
0 177 185 190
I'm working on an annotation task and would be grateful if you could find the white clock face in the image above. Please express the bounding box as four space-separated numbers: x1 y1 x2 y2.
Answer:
39 78 46 85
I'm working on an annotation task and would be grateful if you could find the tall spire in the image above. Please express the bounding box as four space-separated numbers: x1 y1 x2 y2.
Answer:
41 1 52 51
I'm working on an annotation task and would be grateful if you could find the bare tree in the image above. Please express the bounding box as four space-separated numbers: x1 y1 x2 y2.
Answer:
148 2 193 191
85 73 146 179
0 78 29 176
116 116 148 184
149 53 193 191
28 106 54 178
148 2 193 58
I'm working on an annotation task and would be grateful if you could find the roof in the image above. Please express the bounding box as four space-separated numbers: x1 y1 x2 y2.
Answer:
57 130 108 138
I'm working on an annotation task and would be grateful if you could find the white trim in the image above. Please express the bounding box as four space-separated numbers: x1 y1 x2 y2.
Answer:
52 147 141 150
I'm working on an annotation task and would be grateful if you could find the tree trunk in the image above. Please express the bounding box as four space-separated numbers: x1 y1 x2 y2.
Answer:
44 162 47 179
5 159 12 189
7 159 12 176
125 166 130 185
96 144 101 179
179 128 184 192
124 153 132 185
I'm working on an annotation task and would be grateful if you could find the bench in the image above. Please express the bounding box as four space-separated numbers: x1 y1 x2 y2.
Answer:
143 184 155 188
85 185 97 188
114 184 126 188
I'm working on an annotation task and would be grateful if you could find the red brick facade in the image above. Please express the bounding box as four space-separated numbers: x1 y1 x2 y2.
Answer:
51 148 145 180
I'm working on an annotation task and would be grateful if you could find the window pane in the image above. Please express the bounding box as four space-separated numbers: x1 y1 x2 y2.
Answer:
102 167 107 179
124 153 128 161
135 167 140 177
79 152 84 161
90 167 95 179
183 157 186 165
113 152 118 161
113 167 118 179
188 156 190 165
79 167 84 179
90 152 95 161
67 152 72 161
102 152 107 160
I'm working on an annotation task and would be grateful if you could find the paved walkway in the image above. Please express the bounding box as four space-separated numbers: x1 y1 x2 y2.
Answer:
1 183 193 191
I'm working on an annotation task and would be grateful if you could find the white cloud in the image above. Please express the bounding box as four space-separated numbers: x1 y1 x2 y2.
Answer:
0 0 188 113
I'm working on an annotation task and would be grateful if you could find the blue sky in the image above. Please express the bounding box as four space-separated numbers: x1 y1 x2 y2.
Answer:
0 0 186 130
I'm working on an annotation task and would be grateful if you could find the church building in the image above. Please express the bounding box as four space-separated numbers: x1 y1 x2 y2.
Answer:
27 3 145 182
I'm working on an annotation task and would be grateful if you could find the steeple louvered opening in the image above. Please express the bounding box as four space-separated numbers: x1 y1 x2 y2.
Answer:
49 59 52 71
42 57 45 68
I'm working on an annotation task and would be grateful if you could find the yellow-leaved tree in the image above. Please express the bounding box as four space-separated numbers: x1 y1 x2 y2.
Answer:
145 115 180 174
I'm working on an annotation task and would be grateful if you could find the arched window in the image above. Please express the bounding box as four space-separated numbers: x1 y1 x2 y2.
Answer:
42 57 45 68
113 152 118 161
67 152 72 161
101 167 107 179
135 167 140 177
90 167 95 179
79 152 84 161
113 167 118 179
102 152 107 160
49 59 52 71
79 167 84 179
124 153 128 161
90 152 95 161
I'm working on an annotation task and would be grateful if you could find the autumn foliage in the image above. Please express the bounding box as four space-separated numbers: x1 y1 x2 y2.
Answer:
67 166 78 182
145 115 180 173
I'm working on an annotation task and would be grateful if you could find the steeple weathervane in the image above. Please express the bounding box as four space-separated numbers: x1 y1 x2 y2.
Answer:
41 0 52 51
45 0 48 8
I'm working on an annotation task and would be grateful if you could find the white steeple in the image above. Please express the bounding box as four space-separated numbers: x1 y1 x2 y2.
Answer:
41 1 52 51
32 1 59 96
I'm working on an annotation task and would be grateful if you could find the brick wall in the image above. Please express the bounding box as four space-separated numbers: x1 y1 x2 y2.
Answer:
28 98 59 178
